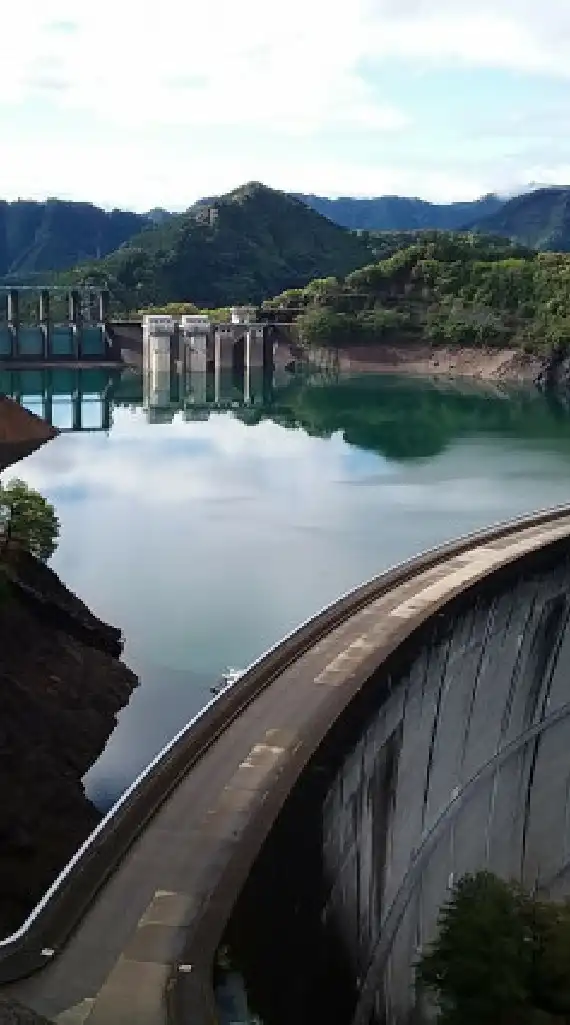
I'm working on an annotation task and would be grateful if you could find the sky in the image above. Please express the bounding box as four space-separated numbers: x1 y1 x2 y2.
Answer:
2 0 570 210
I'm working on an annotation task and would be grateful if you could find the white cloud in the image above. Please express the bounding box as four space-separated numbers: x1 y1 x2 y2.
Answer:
0 0 407 135
0 126 523 208
1 0 570 205
3 0 570 129
368 0 570 76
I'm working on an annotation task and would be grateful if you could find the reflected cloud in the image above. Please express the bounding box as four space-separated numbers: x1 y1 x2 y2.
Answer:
8 372 570 807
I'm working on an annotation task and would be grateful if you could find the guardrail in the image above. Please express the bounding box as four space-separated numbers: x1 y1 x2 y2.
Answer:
2 504 570 984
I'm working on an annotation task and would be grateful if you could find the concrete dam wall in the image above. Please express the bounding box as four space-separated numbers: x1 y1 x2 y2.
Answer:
4 514 570 1025
224 536 570 1025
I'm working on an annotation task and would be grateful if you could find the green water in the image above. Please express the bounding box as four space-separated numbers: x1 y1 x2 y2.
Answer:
6 366 570 807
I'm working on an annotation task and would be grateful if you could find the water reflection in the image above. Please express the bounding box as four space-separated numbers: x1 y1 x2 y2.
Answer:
5 366 570 810
0 368 114 432
0 360 278 433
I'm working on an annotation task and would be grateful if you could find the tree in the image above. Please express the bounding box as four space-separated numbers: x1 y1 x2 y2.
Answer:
296 308 360 346
0 479 60 562
416 871 570 1025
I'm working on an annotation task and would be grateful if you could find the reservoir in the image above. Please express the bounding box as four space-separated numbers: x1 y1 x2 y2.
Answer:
6 365 570 809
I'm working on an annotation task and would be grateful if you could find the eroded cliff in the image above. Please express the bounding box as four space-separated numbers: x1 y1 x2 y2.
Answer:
0 545 138 935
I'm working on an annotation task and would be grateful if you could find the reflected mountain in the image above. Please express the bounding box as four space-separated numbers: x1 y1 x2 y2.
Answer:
264 375 570 461
4 362 570 466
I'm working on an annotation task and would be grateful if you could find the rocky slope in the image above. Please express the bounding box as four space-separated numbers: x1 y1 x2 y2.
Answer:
0 544 138 934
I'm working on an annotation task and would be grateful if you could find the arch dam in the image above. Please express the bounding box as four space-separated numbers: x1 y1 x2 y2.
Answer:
3 509 570 1024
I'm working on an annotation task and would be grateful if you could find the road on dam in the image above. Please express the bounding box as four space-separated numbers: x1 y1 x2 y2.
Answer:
2 508 570 1024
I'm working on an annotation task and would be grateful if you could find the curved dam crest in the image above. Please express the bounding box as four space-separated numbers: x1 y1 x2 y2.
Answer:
222 532 570 1025
3 511 570 1024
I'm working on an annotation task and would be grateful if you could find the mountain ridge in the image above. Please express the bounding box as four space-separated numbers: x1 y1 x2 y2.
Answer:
64 181 375 309
294 192 505 231
468 187 570 251
7 185 570 302
0 199 149 278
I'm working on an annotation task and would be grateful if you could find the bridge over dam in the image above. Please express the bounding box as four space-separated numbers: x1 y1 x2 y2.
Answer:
3 509 570 1023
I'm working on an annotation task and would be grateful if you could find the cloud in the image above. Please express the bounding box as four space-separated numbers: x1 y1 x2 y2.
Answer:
45 19 78 33
1 0 570 205
0 0 409 135
3 0 569 126
367 0 570 76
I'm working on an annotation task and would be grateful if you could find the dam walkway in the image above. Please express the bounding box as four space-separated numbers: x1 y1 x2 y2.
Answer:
2 508 570 1024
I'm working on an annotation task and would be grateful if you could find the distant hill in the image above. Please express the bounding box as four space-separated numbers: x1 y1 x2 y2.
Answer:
16 183 570 299
468 187 570 251
0 199 148 277
68 182 374 309
144 207 173 226
295 192 504 231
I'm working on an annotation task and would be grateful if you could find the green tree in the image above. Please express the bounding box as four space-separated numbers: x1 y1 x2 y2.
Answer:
416 871 570 1025
296 308 360 346
0 478 60 562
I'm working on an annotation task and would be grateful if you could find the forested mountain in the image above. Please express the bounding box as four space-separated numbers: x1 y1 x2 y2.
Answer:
468 188 570 251
11 184 570 309
0 199 148 276
295 193 504 231
64 182 374 309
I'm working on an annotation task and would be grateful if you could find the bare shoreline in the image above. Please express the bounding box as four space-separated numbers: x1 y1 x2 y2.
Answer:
304 343 543 383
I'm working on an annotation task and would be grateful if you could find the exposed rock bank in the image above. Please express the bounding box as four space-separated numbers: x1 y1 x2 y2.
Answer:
306 343 543 383
0 545 138 936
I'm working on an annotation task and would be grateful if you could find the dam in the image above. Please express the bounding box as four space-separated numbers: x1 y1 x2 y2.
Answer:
2 509 570 1023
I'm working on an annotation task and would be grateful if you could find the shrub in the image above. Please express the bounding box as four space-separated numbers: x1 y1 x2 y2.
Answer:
416 871 570 1025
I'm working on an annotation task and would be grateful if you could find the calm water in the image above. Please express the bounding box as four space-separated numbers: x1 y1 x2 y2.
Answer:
6 366 570 809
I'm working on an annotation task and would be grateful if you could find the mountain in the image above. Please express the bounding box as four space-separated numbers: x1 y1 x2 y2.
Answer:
469 187 570 251
294 193 504 232
0 199 149 277
69 182 374 309
145 207 174 225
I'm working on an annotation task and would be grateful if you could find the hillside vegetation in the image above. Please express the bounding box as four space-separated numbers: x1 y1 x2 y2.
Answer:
262 232 570 353
66 183 373 310
0 199 147 277
6 185 570 292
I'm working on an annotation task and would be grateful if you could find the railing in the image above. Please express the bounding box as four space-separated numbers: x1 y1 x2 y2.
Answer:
2 504 570 984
